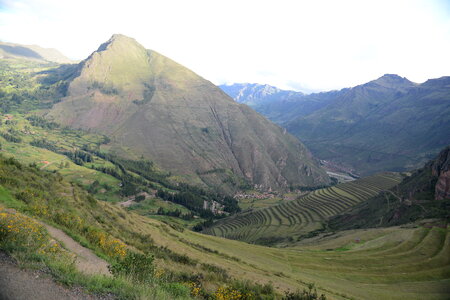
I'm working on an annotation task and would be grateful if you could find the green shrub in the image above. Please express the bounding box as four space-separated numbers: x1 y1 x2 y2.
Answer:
283 283 327 300
109 251 155 283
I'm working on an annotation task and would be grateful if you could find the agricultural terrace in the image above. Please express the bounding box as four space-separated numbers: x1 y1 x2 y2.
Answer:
204 173 403 244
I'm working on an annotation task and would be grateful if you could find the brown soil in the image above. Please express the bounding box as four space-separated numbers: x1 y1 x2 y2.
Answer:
0 252 104 300
43 224 110 276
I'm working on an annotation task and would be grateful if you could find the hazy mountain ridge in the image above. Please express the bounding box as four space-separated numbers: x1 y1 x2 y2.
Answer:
222 75 450 176
220 83 337 125
219 83 303 106
0 41 73 64
46 34 330 192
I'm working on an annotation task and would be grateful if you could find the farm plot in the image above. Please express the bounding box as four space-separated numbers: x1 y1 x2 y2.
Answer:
204 173 403 243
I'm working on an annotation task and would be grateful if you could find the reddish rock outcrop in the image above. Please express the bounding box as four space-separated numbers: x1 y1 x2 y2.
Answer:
432 147 450 200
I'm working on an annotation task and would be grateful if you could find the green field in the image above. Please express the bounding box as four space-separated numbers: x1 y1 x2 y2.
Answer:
204 173 403 244
1 159 448 299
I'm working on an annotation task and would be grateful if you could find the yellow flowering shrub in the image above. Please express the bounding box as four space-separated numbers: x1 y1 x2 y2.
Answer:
0 210 61 256
28 203 50 217
53 211 84 231
86 228 127 258
214 286 253 300
184 281 202 297
154 268 165 279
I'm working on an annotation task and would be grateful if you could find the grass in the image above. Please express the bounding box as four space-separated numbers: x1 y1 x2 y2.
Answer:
0 207 192 299
0 156 448 299
204 173 403 244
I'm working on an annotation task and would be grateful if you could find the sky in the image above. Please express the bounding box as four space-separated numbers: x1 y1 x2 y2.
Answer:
0 0 449 92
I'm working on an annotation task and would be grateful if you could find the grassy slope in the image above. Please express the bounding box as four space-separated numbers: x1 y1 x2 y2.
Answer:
0 113 204 226
1 155 449 299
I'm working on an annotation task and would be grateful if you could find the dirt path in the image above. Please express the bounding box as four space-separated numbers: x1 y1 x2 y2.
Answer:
118 198 135 207
0 252 101 300
43 224 110 276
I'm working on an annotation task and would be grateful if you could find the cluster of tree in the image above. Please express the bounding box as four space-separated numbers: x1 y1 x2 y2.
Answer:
156 190 217 219
192 218 214 231
0 132 22 143
90 81 119 95
26 115 59 129
30 139 59 152
156 207 194 220
61 150 93 165
30 139 93 166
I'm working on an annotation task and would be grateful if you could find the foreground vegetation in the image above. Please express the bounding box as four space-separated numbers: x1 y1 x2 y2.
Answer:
0 154 285 299
0 154 449 299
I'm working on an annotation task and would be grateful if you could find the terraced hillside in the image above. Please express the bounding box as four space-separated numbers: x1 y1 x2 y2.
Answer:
204 173 403 244
1 153 449 299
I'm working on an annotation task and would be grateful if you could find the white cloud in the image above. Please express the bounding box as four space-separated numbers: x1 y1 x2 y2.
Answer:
0 0 449 91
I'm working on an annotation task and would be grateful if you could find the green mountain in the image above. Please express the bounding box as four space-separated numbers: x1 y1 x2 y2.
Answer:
229 75 450 176
0 41 73 63
286 74 450 175
46 34 330 192
329 146 450 230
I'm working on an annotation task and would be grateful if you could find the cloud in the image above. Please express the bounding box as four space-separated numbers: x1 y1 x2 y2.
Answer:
0 0 449 91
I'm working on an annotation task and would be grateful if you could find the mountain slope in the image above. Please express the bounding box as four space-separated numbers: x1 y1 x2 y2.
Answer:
236 75 450 176
46 34 329 192
0 41 73 63
286 74 450 175
329 146 450 230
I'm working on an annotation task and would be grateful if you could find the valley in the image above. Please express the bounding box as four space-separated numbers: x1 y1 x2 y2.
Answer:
222 77 450 177
0 34 448 300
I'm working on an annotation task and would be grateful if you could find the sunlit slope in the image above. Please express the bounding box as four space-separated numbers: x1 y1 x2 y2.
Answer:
47 34 329 192
204 173 403 243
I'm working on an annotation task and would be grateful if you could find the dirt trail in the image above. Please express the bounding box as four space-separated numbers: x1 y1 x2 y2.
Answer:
43 224 111 276
0 252 100 300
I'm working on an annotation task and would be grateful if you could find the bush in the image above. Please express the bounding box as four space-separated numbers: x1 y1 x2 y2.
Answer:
109 251 155 283
85 228 127 259
0 210 62 256
283 283 327 300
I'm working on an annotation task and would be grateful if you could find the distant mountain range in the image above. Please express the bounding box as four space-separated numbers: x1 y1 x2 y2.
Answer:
221 76 450 176
219 83 304 106
0 41 73 64
39 34 330 192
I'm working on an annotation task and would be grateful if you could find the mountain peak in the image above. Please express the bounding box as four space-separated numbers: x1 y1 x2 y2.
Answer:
96 34 143 52
370 74 415 89
49 35 330 191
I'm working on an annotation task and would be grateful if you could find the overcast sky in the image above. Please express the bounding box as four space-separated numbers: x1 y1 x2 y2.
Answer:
1 0 449 92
